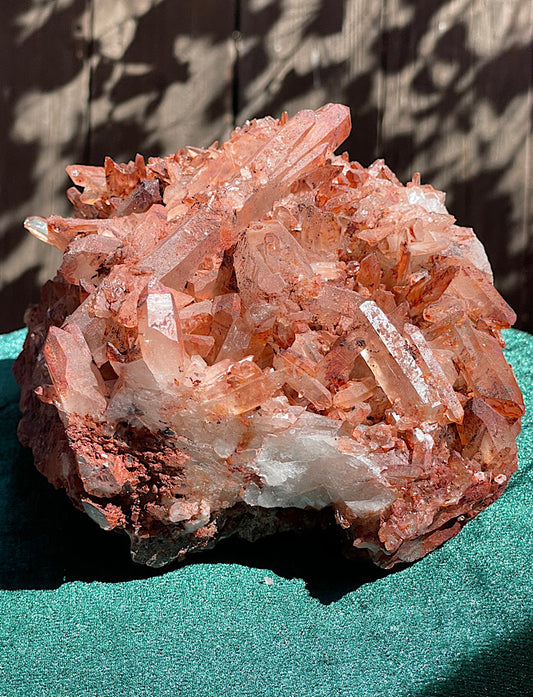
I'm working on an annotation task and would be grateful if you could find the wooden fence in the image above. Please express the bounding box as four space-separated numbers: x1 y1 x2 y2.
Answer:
1 0 532 332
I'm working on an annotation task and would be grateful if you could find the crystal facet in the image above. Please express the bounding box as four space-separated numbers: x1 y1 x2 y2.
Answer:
15 104 524 569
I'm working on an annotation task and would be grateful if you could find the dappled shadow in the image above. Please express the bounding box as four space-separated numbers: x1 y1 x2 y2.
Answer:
0 0 530 597
411 623 533 697
0 0 243 332
354 2 531 329
0 1 88 331
85 0 223 164
236 0 532 329
1 0 532 332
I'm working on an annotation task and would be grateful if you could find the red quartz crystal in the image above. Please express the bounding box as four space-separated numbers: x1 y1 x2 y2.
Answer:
15 104 524 568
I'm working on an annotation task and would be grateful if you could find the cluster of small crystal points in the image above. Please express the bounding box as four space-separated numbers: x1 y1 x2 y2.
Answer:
15 104 524 568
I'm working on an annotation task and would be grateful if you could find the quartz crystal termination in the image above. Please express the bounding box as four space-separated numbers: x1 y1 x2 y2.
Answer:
15 104 524 569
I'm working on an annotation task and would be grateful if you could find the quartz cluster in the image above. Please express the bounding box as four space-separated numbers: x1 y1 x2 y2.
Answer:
15 104 524 568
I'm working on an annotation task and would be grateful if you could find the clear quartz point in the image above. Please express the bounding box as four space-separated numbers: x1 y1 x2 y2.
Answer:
14 104 523 570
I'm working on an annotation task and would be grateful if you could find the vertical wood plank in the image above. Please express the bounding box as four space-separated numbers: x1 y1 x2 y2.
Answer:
0 0 93 332
0 0 236 332
1 0 532 331
237 0 533 329
87 0 236 163
379 0 533 326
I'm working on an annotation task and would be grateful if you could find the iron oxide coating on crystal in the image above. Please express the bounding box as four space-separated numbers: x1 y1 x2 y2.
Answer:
15 104 524 568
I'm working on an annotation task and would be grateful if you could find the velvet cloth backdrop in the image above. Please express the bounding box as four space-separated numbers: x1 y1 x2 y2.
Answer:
0 328 532 696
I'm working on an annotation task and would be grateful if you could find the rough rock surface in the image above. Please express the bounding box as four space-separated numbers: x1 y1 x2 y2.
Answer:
14 104 524 568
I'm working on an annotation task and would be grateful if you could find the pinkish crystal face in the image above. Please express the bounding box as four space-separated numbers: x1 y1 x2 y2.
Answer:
15 104 524 569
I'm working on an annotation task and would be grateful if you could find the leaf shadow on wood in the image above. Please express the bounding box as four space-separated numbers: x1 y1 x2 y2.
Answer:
0 0 90 330
237 0 533 328
345 0 532 330
2 0 532 333
1 0 243 331
0 0 90 200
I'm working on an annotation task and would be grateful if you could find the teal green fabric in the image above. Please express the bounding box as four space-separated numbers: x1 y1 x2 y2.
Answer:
0 328 532 697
